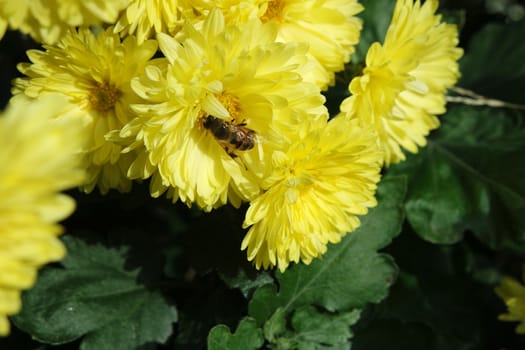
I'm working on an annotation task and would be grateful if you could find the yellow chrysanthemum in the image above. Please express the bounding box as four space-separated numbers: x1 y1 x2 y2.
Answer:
495 268 525 334
241 116 383 272
0 0 128 43
181 0 363 91
0 95 86 336
121 9 327 211
14 27 158 194
339 0 463 165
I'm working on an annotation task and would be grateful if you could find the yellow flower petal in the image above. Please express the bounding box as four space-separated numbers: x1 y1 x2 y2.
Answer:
114 0 182 44
495 272 525 334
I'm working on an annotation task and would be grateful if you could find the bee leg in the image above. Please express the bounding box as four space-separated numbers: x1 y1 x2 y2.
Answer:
225 146 238 158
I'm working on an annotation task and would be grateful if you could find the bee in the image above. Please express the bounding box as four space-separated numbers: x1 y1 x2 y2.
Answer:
202 115 257 157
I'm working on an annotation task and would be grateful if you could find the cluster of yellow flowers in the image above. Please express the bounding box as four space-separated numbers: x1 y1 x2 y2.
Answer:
0 0 462 336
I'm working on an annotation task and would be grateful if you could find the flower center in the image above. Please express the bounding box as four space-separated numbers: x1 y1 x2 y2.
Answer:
217 92 241 120
261 0 286 23
88 82 120 113
284 171 314 204
286 171 314 188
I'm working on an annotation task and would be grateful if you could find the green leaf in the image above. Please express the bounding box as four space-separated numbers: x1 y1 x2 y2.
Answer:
288 306 360 350
207 318 264 350
13 236 177 350
248 176 406 324
390 105 525 250
376 271 485 348
219 268 274 299
263 307 287 344
458 19 525 104
260 306 359 350
354 230 512 350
